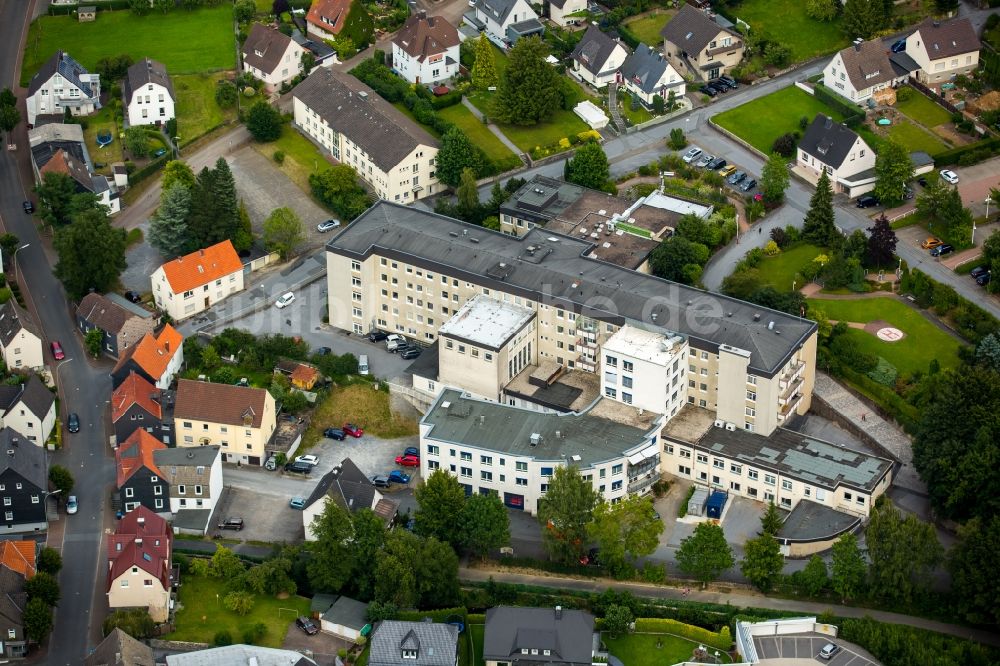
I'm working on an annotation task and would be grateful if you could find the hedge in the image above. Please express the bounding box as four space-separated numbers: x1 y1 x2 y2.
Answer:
617 24 640 50
813 84 864 128
467 614 485 623
932 136 1000 167
127 155 169 188
395 607 467 623
632 618 732 651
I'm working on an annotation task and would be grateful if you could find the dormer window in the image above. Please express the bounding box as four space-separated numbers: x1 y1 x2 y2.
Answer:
402 650 418 659
255 49 265 57
531 649 539 655
520 649 528 655
544 650 551 656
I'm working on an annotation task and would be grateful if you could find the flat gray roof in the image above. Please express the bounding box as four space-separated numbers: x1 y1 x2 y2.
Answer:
777 499 861 542
327 202 816 376
171 509 212 531
438 295 535 351
422 388 660 467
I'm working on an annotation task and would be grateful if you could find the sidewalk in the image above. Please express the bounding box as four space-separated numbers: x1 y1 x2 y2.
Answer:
460 97 523 156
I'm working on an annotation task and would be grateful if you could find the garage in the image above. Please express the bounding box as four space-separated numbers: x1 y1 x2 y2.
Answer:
320 596 370 641
504 492 524 510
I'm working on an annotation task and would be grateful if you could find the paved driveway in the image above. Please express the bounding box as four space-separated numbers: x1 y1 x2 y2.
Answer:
283 621 353 666
210 485 305 543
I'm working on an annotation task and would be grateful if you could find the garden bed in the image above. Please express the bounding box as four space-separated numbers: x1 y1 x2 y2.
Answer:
603 633 734 665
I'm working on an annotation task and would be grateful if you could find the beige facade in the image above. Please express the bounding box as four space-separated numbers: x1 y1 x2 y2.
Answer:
175 393 276 466
108 566 170 622
548 0 587 25
908 47 979 85
663 31 743 81
906 20 980 85
151 265 244 323
0 329 44 372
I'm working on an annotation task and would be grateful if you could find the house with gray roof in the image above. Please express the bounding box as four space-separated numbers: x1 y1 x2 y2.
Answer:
243 23 307 92
302 458 398 540
0 565 29 658
570 25 631 89
660 4 743 81
823 39 911 105
320 595 370 640
291 67 440 203
154 445 223 534
0 427 49 534
123 58 175 127
796 114 877 197
620 42 685 106
76 292 157 359
0 376 56 447
483 606 596 666
369 621 459 666
546 0 587 26
26 50 101 126
165 645 317 666
27 121 122 214
471 0 542 48
28 122 90 174
0 300 44 372
85 628 155 666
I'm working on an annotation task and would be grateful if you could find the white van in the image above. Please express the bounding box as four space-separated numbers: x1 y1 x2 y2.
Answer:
358 355 370 375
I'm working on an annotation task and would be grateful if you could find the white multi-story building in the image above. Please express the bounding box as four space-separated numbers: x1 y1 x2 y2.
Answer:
123 58 175 127
600 325 688 418
25 50 100 126
292 68 440 203
392 12 461 85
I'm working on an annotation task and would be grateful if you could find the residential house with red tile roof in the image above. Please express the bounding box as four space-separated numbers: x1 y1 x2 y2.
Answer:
107 506 173 622
76 292 157 359
0 541 36 658
151 240 245 322
115 430 169 516
111 372 174 446
111 324 184 391
174 379 277 466
306 0 354 41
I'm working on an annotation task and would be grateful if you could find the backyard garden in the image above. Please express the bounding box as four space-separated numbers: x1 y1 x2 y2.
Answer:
729 0 847 63
621 9 675 47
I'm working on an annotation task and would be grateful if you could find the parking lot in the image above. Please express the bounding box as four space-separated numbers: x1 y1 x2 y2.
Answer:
683 146 761 199
283 620 353 666
753 634 879 666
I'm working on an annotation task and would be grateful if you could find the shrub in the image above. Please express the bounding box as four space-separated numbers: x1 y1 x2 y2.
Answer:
895 86 914 102
867 357 898 386
772 132 798 157
214 630 233 646
273 150 285 164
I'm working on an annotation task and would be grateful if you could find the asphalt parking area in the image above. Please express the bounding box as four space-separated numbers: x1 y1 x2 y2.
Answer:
283 620 353 666
719 495 765 545
209 486 304 544
753 633 879 665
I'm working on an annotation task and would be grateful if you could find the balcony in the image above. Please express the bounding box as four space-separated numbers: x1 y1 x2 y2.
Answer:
576 355 596 372
779 375 804 402
779 360 805 386
628 474 659 494
778 392 804 420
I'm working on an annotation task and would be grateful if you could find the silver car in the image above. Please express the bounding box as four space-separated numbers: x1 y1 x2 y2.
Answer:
696 154 714 168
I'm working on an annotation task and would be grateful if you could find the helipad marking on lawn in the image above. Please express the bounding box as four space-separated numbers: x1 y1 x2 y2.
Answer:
876 327 904 342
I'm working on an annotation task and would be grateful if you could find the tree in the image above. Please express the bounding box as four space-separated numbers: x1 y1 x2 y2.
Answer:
215 80 238 108
460 492 510 559
245 101 283 142
35 172 77 227
493 36 562 125
842 0 881 39
186 158 242 249
23 598 53 643
25 572 60 606
374 531 459 608
95 54 135 81
760 501 783 535
307 500 355 592
149 183 192 257
124 126 149 156
456 168 481 220
37 548 62 575
949 515 1000 625
603 605 633 637
0 88 14 108
676 522 734 587
54 209 127 298
414 469 467 548
866 500 942 604
806 0 839 21
309 165 372 221
537 466 599 565
162 160 196 191
263 207 305 259
866 214 897 267
667 128 687 150
976 333 1000 371
760 152 790 204
588 496 663 575
741 534 784 592
648 236 709 285
872 139 914 207
48 465 74 496
565 142 610 191
771 133 797 158
830 532 866 602
223 590 255 615
801 170 837 245
234 0 256 22
351 509 387 599
0 104 20 140
436 127 487 187
799 554 829 596
85 328 103 358
210 546 246 580
472 34 498 90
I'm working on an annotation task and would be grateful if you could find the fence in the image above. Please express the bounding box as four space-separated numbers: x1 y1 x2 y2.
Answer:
907 78 961 115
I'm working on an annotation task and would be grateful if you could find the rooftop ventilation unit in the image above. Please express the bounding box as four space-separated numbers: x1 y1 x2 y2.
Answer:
725 423 736 431
529 433 541 446
714 419 724 428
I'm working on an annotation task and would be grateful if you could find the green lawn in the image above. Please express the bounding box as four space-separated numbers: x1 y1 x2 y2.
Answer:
22 5 234 86
604 633 734 665
734 0 848 62
619 91 653 125
623 10 674 46
895 87 953 127
437 104 520 163
806 297 964 374
174 72 236 146
470 624 485 666
468 90 590 153
885 119 950 157
169 574 310 647
82 106 124 176
254 123 330 193
754 243 824 291
713 86 845 155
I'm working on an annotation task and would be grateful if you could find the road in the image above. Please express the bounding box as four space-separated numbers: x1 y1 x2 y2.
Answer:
0 1 114 663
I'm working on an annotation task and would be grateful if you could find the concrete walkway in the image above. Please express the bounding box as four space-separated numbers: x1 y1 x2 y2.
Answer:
812 373 926 494
461 97 523 156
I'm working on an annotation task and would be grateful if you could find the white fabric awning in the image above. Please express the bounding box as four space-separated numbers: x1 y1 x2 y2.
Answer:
641 444 660 460
627 452 645 465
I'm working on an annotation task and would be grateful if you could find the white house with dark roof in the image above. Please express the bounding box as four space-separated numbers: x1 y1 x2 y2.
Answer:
0 301 44 372
620 43 685 106
292 67 439 202
905 16 980 86
546 0 586 26
242 23 307 92
470 0 543 48
660 4 743 81
570 25 631 89
369 621 459 666
823 39 910 105
483 607 596 666
123 58 174 127
392 12 461 85
302 458 397 539
25 51 101 126
796 114 876 197
0 376 56 446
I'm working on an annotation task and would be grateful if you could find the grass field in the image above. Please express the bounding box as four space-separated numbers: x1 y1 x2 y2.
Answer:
174 72 236 145
22 6 234 86
468 90 591 153
303 382 418 449
253 123 330 194
896 88 953 127
623 10 674 46
754 243 824 290
437 104 520 164
806 297 964 374
713 86 845 155
470 624 485 666
169 574 309 647
618 91 654 125
82 106 124 176
885 119 950 156
734 0 848 62
604 633 734 665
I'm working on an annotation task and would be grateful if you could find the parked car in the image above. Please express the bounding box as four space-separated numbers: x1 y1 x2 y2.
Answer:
368 329 389 342
917 175 928 187
698 85 718 98
22 201 34 214
284 461 313 474
976 272 991 286
718 164 737 178
324 427 346 440
921 237 944 249
855 195 879 208
218 518 245 530
939 169 960 184
315 346 332 355
50 341 65 360
317 219 341 232
386 334 406 352
970 266 989 279
389 470 411 484
930 243 954 257
727 170 746 185
891 38 907 53
707 157 727 170
66 495 78 515
296 617 319 636
740 178 757 192
275 292 295 309
124 290 142 303
264 455 277 471
343 423 364 437
696 154 714 168
403 446 420 457
400 347 421 360
395 454 420 467
67 413 80 433
819 643 841 659
681 147 703 163
718 75 738 88
289 497 306 510
295 454 319 466
710 78 733 91
372 475 391 489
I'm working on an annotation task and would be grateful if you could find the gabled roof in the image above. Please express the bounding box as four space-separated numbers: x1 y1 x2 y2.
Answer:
571 25 629 76
165 645 318 666
157 240 243 294
85 628 155 666
799 114 866 169
393 13 460 61
0 566 27 641
620 43 678 94
369 621 459 666
321 595 369 629
39 148 94 192
3 375 55 422
27 50 96 98
290 363 319 386
243 23 297 75
474 0 526 26
660 4 737 55
112 324 183 382
0 300 42 348
123 58 174 106
173 378 270 429
833 40 896 92
116 429 166 487
483 607 595 664
307 0 353 35
0 427 47 490
108 506 171 592
78 292 138 336
292 68 438 173
305 458 379 513
910 16 980 60
0 542 36 579
112 371 162 423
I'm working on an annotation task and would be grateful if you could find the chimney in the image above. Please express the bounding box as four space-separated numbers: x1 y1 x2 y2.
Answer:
555 606 562 620
164 340 170 352
199 249 205 256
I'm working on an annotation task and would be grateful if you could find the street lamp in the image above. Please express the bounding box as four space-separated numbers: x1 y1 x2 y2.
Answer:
986 196 992 222
12 244 30 284
172 136 181 158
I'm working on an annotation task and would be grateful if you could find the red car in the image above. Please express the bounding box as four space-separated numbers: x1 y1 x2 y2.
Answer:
50 341 65 360
395 454 420 467
343 423 364 438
